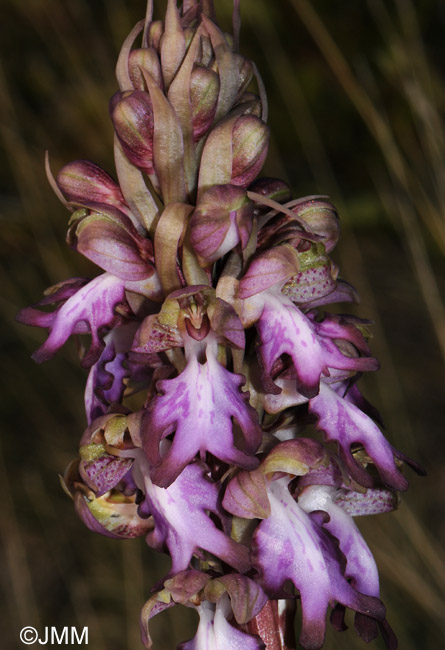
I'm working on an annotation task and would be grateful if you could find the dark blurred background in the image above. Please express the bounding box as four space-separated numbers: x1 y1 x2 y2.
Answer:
1 0 444 648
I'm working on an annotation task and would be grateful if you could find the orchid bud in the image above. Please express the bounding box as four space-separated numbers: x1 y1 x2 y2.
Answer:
57 160 126 211
147 20 164 51
249 177 292 205
190 184 254 262
234 92 263 117
281 242 338 304
231 115 269 187
128 48 163 90
69 206 155 281
199 33 213 66
291 199 340 253
111 90 155 175
235 56 254 100
190 63 220 141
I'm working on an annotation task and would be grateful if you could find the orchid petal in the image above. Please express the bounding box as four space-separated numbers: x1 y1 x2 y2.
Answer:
180 597 264 650
142 462 250 574
309 383 408 490
252 478 385 650
143 349 261 487
18 273 128 367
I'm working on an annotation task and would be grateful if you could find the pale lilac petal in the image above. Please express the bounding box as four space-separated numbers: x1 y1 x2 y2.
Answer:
180 597 264 650
21 273 127 367
142 462 250 574
309 383 408 490
252 478 385 650
298 486 380 597
256 292 327 398
143 350 261 488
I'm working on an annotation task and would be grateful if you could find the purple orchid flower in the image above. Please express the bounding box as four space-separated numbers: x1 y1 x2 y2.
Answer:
142 343 261 488
17 273 129 367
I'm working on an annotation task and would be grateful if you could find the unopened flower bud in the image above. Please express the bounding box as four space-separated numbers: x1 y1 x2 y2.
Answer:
57 160 126 211
190 64 220 141
128 48 163 90
147 20 163 51
235 56 253 100
231 116 269 187
291 199 340 253
190 184 254 262
69 207 155 281
248 177 292 205
234 92 262 117
111 90 155 175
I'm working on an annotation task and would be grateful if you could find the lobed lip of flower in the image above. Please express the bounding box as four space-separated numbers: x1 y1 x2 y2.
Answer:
178 596 265 650
142 344 261 488
309 381 409 490
246 290 378 399
16 273 131 367
138 458 251 575
251 477 388 650
84 333 129 425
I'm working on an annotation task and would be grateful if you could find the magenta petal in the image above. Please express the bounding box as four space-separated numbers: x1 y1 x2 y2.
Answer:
252 478 385 650
25 273 127 367
143 350 261 488
309 383 408 490
142 462 250 574
85 336 128 424
256 292 326 398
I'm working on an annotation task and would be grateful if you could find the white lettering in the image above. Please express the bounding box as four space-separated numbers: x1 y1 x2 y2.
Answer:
71 627 88 645
38 627 48 645
51 627 68 644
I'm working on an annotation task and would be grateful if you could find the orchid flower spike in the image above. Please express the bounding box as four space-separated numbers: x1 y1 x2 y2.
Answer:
18 1 424 649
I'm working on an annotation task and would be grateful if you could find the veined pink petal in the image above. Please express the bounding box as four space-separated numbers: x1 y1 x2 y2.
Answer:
309 383 408 490
252 478 385 650
142 462 250 574
143 348 261 487
22 273 127 367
